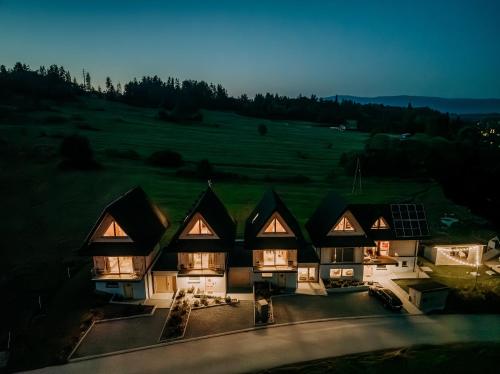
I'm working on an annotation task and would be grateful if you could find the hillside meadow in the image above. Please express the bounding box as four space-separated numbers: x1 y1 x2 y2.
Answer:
0 96 495 369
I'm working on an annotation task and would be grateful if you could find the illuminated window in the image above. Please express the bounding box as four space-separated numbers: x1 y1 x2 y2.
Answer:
261 273 273 278
333 217 355 231
262 250 289 266
105 257 134 274
330 268 342 278
264 217 287 234
188 219 213 235
371 217 389 229
342 268 354 277
379 241 390 255
102 221 128 237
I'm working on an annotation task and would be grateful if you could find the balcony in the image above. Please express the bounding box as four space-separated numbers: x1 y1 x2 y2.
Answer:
92 268 144 281
254 260 297 272
177 264 225 276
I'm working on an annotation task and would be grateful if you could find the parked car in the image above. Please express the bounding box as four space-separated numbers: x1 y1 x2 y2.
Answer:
368 286 403 311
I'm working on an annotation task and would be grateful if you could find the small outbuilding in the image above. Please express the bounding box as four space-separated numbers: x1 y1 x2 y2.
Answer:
423 244 484 266
408 281 449 313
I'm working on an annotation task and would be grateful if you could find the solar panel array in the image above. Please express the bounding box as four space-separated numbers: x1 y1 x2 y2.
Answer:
390 204 429 238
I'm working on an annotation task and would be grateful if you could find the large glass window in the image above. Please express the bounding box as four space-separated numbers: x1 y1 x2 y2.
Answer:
263 250 289 266
102 221 128 237
298 267 316 281
264 218 287 234
105 257 134 274
188 219 213 235
330 248 354 263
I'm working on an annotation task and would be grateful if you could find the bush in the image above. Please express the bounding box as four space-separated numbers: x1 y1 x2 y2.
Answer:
225 295 232 304
59 134 100 170
193 300 200 307
147 150 184 168
258 124 268 136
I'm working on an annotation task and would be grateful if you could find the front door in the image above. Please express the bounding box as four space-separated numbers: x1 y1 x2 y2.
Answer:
154 275 176 293
123 283 134 299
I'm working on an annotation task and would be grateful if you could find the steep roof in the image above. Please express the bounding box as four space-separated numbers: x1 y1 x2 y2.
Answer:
80 187 169 256
244 189 305 250
306 191 430 247
164 186 236 253
305 191 375 247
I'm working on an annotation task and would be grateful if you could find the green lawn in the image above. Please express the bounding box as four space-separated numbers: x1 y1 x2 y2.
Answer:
0 96 496 370
254 343 500 374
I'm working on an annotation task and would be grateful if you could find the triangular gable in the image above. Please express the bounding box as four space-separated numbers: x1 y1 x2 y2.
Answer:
258 212 294 237
328 210 365 236
180 213 220 239
91 213 132 241
371 216 390 229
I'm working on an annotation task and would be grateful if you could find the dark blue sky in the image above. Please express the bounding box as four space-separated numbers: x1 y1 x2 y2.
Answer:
1 0 499 98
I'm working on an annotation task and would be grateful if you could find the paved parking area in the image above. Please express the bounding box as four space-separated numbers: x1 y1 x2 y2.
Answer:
184 301 254 339
272 292 399 323
72 308 169 359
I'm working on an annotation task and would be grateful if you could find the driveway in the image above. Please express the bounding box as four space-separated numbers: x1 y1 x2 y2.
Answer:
273 292 396 323
33 314 500 374
184 301 254 338
71 308 169 359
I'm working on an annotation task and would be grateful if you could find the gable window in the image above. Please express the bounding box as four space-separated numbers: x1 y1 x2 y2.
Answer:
264 218 287 234
333 217 355 232
372 217 389 230
188 219 213 235
103 221 128 237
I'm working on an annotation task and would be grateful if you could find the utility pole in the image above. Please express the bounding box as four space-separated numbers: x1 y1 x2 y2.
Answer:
351 157 362 195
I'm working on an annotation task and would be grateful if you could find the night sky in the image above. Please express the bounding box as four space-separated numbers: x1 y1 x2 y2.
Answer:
1 0 499 98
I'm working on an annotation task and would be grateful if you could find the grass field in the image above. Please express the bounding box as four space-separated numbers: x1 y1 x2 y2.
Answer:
0 96 496 370
254 342 500 374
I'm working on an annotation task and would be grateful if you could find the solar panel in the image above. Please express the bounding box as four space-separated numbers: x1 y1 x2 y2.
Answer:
390 204 429 238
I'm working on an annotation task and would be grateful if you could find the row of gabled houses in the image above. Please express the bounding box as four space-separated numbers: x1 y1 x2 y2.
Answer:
79 186 430 300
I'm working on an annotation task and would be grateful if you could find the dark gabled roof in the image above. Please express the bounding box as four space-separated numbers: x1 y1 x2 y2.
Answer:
165 186 236 253
408 281 449 293
244 189 305 250
298 243 320 263
306 191 430 247
80 187 169 256
152 252 178 271
228 241 253 267
305 191 375 247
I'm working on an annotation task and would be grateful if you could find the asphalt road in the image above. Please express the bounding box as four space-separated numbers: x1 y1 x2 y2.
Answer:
29 314 500 374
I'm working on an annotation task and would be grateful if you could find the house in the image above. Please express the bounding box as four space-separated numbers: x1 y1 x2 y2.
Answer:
244 189 319 290
152 186 236 297
306 191 430 282
407 281 449 313
423 244 484 266
79 187 169 300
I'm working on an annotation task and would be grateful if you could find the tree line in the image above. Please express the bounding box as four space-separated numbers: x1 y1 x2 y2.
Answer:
1 62 464 137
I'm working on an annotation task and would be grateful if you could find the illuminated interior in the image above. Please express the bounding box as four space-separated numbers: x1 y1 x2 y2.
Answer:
333 216 355 231
263 217 287 234
105 256 134 274
298 267 316 281
435 245 482 266
102 221 128 237
263 250 288 266
371 217 389 229
188 219 213 235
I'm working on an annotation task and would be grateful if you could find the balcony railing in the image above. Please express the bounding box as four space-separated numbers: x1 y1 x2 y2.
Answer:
177 264 225 276
92 268 144 281
253 260 297 272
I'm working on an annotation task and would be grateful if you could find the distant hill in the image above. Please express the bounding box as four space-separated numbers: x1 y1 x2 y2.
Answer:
325 95 500 115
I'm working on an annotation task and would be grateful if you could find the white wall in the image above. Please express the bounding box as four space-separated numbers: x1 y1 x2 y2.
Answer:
176 274 227 294
389 240 417 257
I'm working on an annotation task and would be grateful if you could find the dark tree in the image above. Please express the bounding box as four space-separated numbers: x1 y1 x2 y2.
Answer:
196 159 214 179
258 124 268 136
147 150 184 168
59 134 99 170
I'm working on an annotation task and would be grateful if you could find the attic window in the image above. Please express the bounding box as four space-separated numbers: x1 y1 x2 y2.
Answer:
372 217 389 230
264 218 287 234
102 221 128 237
188 219 213 235
333 217 354 232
